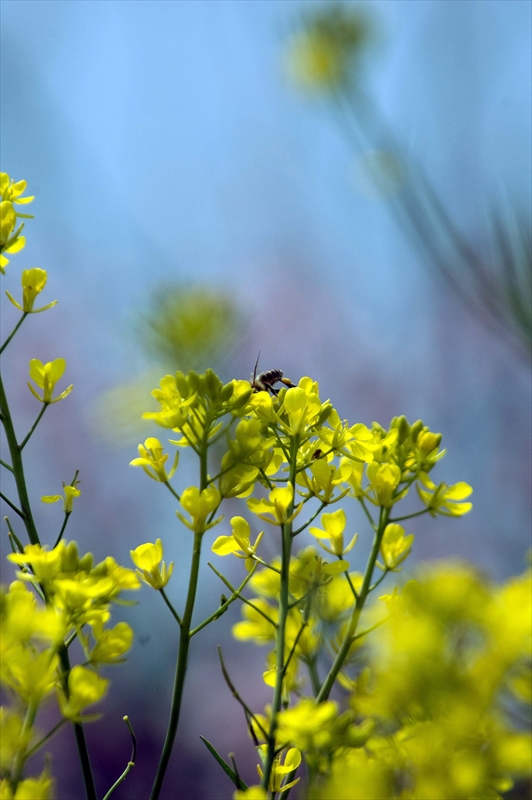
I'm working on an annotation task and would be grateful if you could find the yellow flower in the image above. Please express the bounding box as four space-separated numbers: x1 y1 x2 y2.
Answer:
378 523 414 571
8 542 66 584
416 472 473 517
0 173 34 205
0 200 26 273
41 481 81 513
0 770 54 800
27 358 73 404
177 485 222 532
365 462 403 507
130 437 178 482
232 599 278 644
310 508 357 556
299 457 351 503
257 746 301 793
89 621 134 664
281 383 322 434
212 516 264 571
58 665 108 721
5 269 57 314
1 645 59 703
130 539 173 590
233 788 268 800
247 486 302 526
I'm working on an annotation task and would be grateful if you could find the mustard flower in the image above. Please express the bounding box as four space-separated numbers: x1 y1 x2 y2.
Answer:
0 201 25 272
177 485 222 532
8 542 66 584
233 788 268 800
416 472 473 517
276 698 339 752
1 646 59 704
247 485 302 526
211 516 264 571
130 437 178 482
130 539 173 589
378 523 414 571
0 770 54 800
219 462 259 498
257 746 301 794
310 508 357 557
41 481 81 513
232 599 278 644
365 461 404 507
58 665 108 721
298 457 351 503
89 621 134 664
142 373 192 429
281 382 322 435
27 358 73 404
5 269 57 314
0 173 34 205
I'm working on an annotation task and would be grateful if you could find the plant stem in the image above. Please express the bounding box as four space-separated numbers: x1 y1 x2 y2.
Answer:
58 644 97 800
0 374 39 544
261 435 299 793
19 404 48 450
10 699 38 791
149 529 203 800
316 507 390 702
0 312 28 355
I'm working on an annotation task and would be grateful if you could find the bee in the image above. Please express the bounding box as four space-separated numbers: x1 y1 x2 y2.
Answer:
250 355 296 396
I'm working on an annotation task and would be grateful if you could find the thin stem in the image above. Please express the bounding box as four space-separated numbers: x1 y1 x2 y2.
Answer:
159 587 182 626
317 507 390 703
57 644 97 800
218 647 269 741
1 458 14 472
282 620 307 676
292 501 326 536
19 404 48 450
344 568 359 601
357 497 378 533
24 719 67 760
0 491 24 519
164 482 181 503
10 699 38 790
149 529 203 800
305 657 321 698
208 563 278 629
261 435 299 792
0 373 40 544
369 569 389 593
0 312 28 355
191 564 257 637
102 716 137 800
53 512 71 549
389 507 430 523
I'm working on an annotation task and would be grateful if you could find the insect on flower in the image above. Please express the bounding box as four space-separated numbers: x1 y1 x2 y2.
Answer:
250 354 296 396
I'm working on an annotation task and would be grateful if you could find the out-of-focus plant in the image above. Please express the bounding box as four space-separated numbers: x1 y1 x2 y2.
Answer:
93 283 242 445
284 3 532 359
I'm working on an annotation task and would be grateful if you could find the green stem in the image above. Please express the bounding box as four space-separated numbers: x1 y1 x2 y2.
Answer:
164 482 181 503
159 587 182 626
1 458 14 472
58 644 97 800
316 507 390 702
305 657 321 698
0 373 39 544
389 507 430 523
53 512 71 548
0 312 28 355
10 699 38 790
190 564 257 637
0 491 24 519
261 435 299 793
149 528 203 800
102 716 136 800
19 404 48 450
24 719 67 760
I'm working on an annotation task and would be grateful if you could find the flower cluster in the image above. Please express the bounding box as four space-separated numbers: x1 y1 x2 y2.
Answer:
1 542 138 796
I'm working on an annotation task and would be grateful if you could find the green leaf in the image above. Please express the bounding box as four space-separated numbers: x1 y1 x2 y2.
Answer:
199 736 247 790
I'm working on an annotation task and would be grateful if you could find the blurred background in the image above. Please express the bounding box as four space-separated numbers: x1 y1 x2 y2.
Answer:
1 1 531 798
